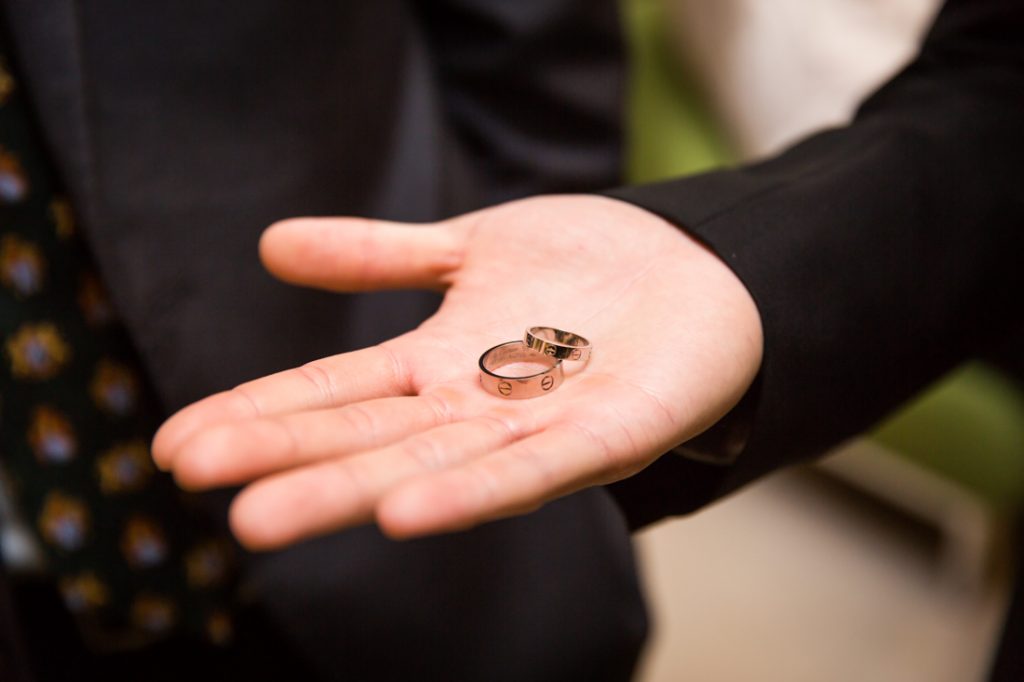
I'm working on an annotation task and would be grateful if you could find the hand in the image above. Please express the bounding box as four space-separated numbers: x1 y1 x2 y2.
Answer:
152 195 762 548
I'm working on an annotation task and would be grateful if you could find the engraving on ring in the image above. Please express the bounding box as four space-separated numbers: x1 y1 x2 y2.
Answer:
544 345 557 356
497 381 513 396
541 376 554 391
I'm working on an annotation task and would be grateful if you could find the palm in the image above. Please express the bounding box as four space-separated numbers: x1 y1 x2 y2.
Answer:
153 196 762 548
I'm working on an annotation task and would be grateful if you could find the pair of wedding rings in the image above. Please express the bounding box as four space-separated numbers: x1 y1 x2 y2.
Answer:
479 326 591 400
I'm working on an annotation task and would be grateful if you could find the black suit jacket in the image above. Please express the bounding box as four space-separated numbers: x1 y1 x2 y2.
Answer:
0 2 646 681
606 0 1024 531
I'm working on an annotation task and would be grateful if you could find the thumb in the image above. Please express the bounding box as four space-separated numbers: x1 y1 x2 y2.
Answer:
259 217 465 292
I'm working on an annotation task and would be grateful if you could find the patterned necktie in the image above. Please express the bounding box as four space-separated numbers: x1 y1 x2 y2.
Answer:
0 39 234 650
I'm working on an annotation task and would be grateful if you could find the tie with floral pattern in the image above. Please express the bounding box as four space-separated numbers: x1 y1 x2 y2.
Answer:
0 41 234 649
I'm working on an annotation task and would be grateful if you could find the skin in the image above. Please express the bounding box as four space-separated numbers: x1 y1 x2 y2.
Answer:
151 195 763 549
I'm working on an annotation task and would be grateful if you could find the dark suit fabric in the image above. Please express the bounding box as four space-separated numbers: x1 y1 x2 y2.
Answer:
605 0 1024 529
0 2 646 680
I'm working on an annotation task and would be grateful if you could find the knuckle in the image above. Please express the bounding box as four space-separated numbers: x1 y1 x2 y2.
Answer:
296 362 339 406
400 436 447 472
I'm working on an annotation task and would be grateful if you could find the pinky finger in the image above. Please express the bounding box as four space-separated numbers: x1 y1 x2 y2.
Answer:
376 423 624 539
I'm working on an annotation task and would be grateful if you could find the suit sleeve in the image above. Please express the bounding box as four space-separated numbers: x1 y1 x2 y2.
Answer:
411 0 625 204
602 0 1024 528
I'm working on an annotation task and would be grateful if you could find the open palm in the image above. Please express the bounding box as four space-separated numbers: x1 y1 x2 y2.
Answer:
152 195 762 548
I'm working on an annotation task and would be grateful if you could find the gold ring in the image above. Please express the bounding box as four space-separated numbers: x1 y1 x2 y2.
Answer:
523 326 591 362
479 341 564 399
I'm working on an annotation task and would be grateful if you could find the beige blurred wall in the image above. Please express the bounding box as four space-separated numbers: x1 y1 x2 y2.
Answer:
667 0 942 159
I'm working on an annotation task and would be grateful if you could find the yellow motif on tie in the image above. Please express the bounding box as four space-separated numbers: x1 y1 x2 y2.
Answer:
78 272 115 326
185 539 232 588
0 234 46 296
90 359 140 415
28 405 78 464
0 147 29 203
205 609 234 645
38 491 90 551
59 572 110 613
121 516 168 568
97 440 155 493
50 197 75 238
131 593 178 634
0 58 14 105
6 322 71 380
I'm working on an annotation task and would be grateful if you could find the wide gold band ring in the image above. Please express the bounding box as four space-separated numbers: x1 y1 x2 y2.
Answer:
479 341 564 399
523 326 591 362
